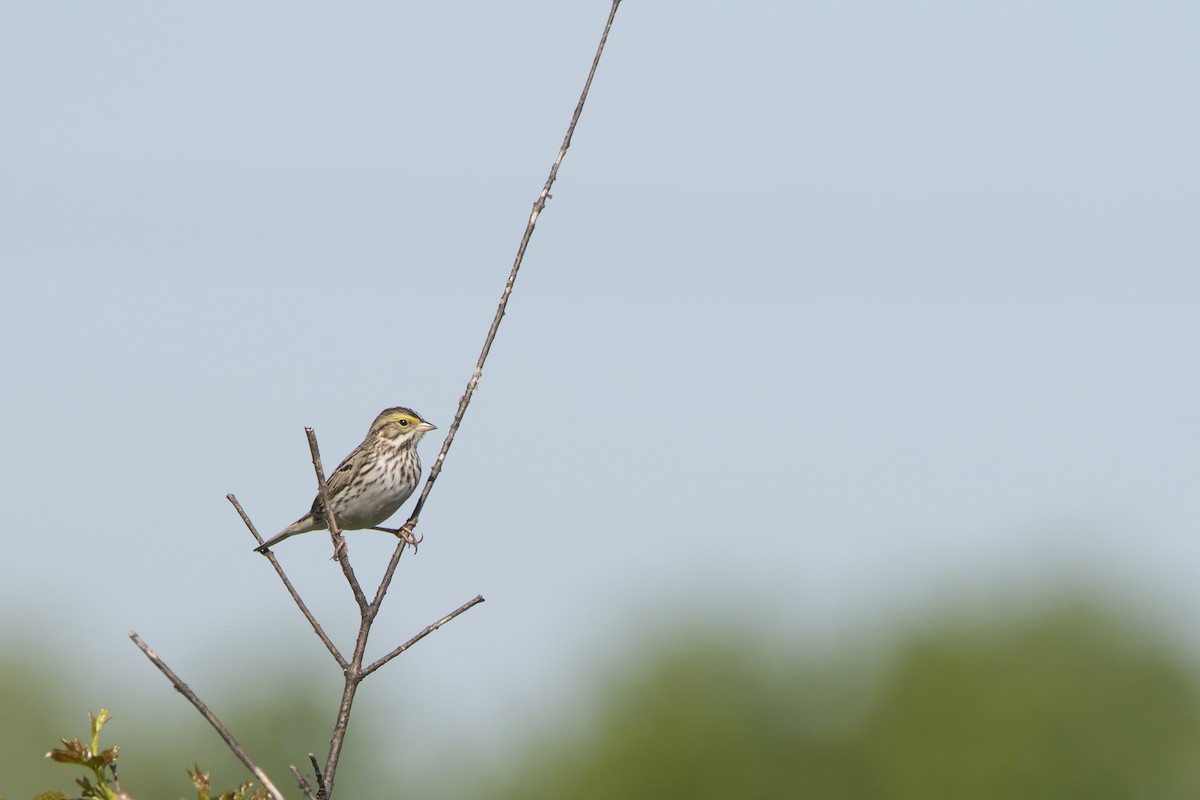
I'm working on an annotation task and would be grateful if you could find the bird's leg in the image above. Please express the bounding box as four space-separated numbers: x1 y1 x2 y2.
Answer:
371 525 422 551
331 535 348 562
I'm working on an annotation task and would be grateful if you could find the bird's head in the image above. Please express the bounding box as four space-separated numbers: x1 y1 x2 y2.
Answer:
370 407 437 442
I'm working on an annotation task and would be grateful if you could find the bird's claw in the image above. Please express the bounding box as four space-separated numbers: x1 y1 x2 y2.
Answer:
331 535 348 562
395 524 422 553
372 524 421 552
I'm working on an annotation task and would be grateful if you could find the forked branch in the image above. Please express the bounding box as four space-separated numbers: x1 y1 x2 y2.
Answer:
229 493 348 669
138 3 624 798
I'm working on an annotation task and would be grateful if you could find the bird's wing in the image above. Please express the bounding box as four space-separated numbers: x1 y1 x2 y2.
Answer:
307 447 365 516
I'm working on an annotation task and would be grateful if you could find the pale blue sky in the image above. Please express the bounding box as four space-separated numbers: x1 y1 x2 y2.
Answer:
2 0 1198 774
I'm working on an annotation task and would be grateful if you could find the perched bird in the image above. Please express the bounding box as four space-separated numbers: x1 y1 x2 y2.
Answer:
255 407 437 553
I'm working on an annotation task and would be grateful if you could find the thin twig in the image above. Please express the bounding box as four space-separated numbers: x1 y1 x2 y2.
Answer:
363 595 486 678
128 632 286 800
228 494 347 669
370 537 410 610
305 427 370 612
309 754 327 800
296 428 376 795
289 765 318 800
401 0 624 536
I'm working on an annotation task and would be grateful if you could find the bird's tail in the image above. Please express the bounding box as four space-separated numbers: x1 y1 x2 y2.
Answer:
254 514 317 553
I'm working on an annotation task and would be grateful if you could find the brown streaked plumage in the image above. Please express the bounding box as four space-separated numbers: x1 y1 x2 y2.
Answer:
255 407 436 553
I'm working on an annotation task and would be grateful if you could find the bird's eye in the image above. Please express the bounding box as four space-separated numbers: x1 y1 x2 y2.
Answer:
399 419 410 426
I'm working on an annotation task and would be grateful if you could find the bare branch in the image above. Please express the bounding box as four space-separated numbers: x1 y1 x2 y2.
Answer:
369 537 410 611
402 0 625 536
228 494 348 669
363 595 486 678
227 492 267 549
305 427 370 612
289 765 318 800
309 753 327 800
321 668 361 794
128 631 286 800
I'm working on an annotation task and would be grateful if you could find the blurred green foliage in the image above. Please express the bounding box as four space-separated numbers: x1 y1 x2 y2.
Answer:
486 602 1200 800
0 648 395 800
5 596 1200 799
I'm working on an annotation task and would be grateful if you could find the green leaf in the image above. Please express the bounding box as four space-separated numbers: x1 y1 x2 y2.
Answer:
89 709 111 755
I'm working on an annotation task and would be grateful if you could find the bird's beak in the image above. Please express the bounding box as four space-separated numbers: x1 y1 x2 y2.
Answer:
417 421 437 433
